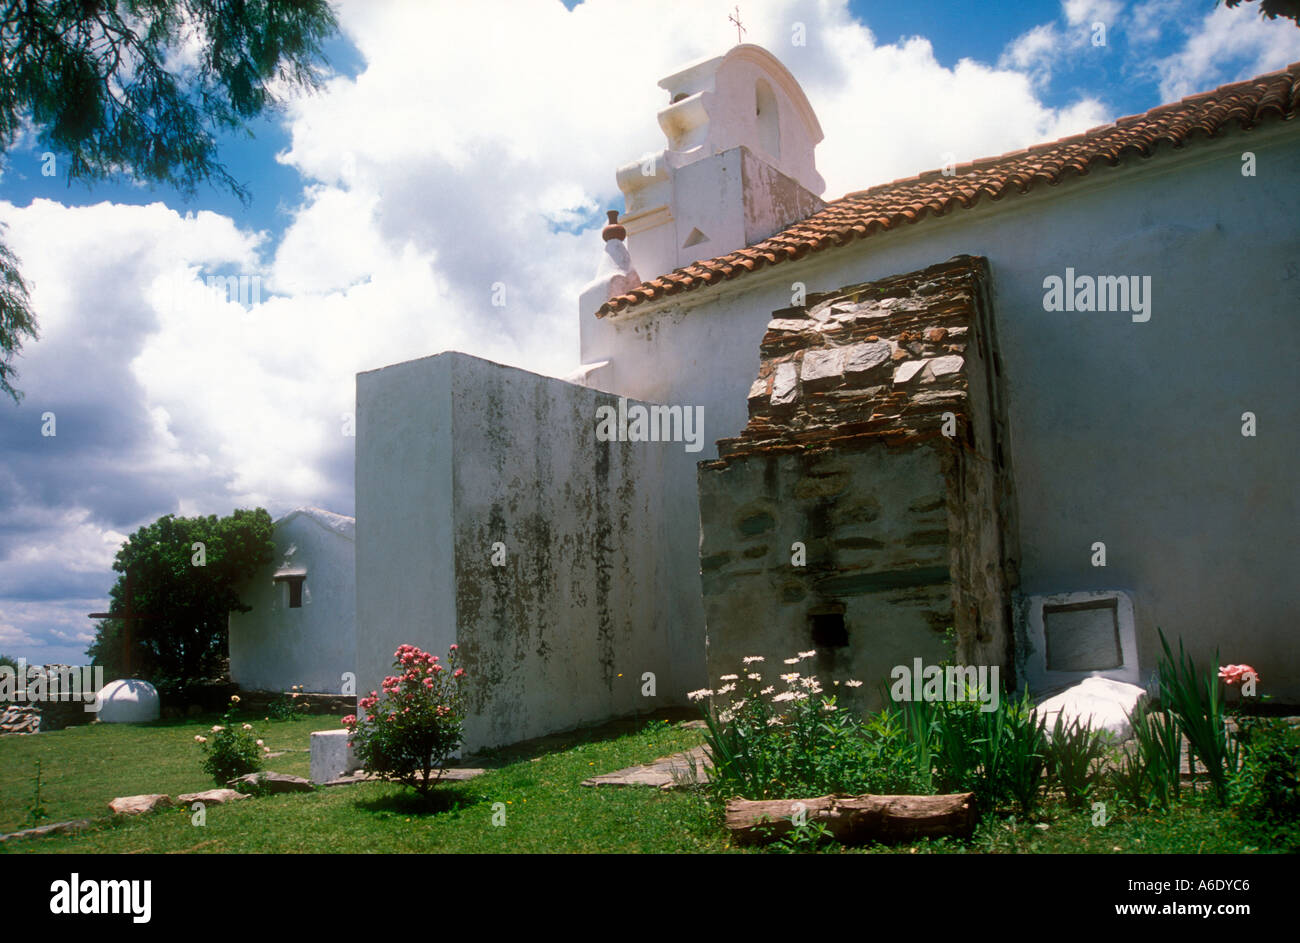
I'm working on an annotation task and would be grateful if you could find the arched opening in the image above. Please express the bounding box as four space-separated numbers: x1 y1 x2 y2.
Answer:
755 79 780 160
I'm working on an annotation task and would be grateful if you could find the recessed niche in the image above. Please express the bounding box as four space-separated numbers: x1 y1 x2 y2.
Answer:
1021 590 1138 692
809 606 848 649
1043 598 1121 672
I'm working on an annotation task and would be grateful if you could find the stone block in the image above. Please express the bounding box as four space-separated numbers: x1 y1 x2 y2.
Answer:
771 362 799 405
310 728 360 784
893 360 925 384
843 340 892 377
801 348 844 387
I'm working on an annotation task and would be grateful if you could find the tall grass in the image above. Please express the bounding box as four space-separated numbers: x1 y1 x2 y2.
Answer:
1155 628 1241 805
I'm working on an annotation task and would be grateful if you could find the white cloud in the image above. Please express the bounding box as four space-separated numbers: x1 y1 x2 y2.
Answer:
1064 0 1124 27
1153 2 1300 100
1000 23 1065 83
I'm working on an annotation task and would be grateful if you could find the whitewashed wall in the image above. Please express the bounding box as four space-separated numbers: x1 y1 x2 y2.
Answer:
355 352 704 751
584 124 1300 700
228 509 356 694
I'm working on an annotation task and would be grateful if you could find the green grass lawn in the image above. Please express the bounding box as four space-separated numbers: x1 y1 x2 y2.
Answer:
0 715 1274 854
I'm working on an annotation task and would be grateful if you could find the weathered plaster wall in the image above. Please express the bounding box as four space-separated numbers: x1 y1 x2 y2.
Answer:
356 352 702 751
355 355 458 716
229 510 356 694
700 446 954 709
589 125 1300 699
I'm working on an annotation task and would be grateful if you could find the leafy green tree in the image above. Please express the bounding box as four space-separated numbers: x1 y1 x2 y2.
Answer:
0 0 339 401
87 507 275 695
1223 0 1300 26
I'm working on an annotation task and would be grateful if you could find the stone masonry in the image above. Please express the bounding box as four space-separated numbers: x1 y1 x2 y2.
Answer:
698 255 1020 707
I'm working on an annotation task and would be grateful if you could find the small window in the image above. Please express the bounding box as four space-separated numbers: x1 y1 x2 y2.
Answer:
274 569 307 609
809 609 848 649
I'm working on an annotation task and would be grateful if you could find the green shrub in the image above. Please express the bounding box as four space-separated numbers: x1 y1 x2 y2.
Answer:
916 686 1048 814
1231 716 1300 851
1000 691 1050 815
1113 701 1181 810
1043 713 1109 809
267 684 312 720
195 694 266 784
696 653 927 801
1155 629 1241 805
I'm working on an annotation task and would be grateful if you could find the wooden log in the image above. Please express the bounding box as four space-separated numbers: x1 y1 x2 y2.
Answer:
724 792 977 846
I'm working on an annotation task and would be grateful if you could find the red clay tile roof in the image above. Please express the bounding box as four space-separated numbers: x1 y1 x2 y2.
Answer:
597 61 1300 318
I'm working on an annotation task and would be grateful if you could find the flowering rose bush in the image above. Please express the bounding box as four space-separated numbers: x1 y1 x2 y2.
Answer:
343 643 467 797
196 694 269 784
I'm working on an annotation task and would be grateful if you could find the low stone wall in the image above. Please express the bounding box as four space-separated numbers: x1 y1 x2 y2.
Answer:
2 664 101 732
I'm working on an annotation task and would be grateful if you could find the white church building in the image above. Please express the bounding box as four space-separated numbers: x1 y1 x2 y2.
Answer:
353 45 1300 751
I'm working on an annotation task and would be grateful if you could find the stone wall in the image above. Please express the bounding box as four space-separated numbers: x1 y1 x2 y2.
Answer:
699 256 1018 703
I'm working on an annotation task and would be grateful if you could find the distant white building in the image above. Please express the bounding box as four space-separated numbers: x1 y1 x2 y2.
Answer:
228 507 356 695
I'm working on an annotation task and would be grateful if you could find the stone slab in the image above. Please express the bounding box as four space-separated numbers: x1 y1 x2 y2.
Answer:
176 788 249 806
109 794 173 815
0 819 94 842
229 771 314 793
581 745 711 790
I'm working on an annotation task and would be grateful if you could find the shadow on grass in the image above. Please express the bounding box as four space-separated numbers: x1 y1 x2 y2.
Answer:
351 781 483 816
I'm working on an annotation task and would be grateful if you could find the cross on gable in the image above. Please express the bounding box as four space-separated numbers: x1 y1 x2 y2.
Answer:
729 5 746 45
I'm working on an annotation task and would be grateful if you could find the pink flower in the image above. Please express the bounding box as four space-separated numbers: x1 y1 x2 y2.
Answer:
449 644 458 651
341 714 356 726
454 668 465 678
1219 664 1259 685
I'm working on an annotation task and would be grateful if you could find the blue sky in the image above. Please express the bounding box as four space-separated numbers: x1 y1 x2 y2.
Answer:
1 0 1298 666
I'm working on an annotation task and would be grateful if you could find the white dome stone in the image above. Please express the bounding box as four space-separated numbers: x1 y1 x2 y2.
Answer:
95 679 161 724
